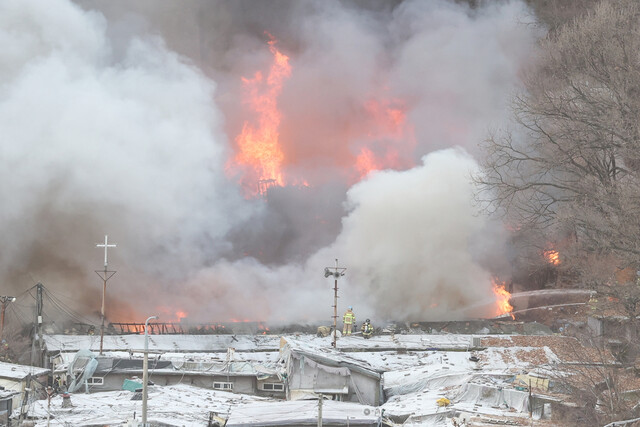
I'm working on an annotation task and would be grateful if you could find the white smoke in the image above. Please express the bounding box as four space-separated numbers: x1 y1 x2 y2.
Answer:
183 149 495 323
328 149 494 320
0 0 536 323
0 0 254 317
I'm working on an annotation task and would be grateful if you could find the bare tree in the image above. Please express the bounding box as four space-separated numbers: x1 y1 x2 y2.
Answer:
524 0 601 32
548 327 640 425
476 0 640 270
475 0 640 392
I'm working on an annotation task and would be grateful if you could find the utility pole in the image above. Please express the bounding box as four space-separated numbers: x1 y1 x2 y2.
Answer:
143 315 159 427
36 283 43 366
528 378 533 419
96 235 116 355
0 296 16 339
19 373 31 423
324 259 346 348
317 395 323 427
46 386 53 427
30 283 44 366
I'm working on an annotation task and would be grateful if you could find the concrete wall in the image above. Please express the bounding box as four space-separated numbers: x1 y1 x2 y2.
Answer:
0 375 48 412
256 378 286 398
85 372 260 395
0 378 23 411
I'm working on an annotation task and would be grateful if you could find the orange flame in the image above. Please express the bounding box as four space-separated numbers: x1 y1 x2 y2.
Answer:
492 279 515 319
353 98 415 179
231 36 291 196
543 249 560 265
156 306 189 323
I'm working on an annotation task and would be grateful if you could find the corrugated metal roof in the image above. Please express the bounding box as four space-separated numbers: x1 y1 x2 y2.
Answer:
43 334 281 353
0 361 49 380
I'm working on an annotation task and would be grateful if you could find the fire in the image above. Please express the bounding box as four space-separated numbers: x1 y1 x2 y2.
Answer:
258 322 270 335
353 98 415 179
543 249 560 265
228 37 417 192
156 306 188 323
492 279 515 319
355 147 383 177
231 35 291 195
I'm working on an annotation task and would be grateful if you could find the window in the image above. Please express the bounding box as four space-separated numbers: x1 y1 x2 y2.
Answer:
213 382 233 390
87 377 104 385
261 382 284 391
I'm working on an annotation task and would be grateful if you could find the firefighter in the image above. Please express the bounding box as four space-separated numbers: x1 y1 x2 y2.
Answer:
343 306 355 335
361 319 373 339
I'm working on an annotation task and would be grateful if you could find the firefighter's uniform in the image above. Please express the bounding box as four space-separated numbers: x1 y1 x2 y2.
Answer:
343 308 355 335
361 320 373 339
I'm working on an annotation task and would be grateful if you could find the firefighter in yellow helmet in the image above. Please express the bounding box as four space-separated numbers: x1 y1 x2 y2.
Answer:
343 306 355 335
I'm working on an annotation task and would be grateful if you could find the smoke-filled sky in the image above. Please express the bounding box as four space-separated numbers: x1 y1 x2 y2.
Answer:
0 0 538 324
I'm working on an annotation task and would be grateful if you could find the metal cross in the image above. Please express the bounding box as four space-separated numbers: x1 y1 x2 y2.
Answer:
96 235 117 269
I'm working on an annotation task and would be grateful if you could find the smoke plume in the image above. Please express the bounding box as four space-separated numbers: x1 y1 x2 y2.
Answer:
0 0 537 324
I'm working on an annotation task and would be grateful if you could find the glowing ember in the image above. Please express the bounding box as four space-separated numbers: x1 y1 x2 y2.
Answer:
492 279 514 319
231 36 291 195
543 249 560 265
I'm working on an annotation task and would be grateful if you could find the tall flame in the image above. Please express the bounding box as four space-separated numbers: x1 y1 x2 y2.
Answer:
492 279 515 319
232 36 291 195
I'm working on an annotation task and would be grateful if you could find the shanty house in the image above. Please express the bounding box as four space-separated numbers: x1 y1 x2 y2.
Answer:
84 356 283 397
279 337 384 406
0 361 49 411
43 335 284 396
0 390 18 426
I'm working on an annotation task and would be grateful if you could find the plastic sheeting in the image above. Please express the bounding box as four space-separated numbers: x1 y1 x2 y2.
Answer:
67 349 98 393
385 371 472 397
294 354 351 377
225 399 382 426
455 382 529 413
402 412 449 426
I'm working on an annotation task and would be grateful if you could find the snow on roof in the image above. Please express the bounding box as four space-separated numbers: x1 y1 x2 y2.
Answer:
44 334 281 353
45 333 475 354
383 351 477 395
0 361 49 380
0 390 18 400
297 333 475 351
481 335 616 364
225 399 382 426
28 383 270 427
55 349 282 367
280 336 383 378
35 332 588 425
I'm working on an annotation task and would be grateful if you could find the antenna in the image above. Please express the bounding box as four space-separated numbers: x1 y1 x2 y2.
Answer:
95 235 117 355
324 258 346 348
